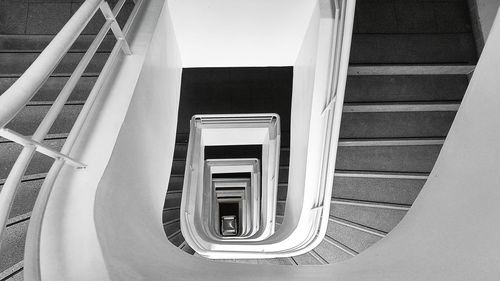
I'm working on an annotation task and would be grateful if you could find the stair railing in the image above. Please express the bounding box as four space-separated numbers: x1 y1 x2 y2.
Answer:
0 0 144 279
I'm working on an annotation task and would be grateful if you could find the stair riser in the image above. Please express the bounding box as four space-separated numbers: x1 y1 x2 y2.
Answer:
0 179 42 220
0 139 64 179
0 220 28 273
351 33 477 64
354 0 472 34
332 177 425 205
345 75 468 103
326 222 381 253
313 239 353 263
340 111 457 139
5 104 82 136
0 52 109 76
330 203 407 233
0 35 115 52
0 0 134 35
336 145 442 173
0 76 96 102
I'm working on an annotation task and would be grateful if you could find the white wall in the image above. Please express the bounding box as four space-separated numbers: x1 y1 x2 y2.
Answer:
93 3 185 279
36 0 167 280
167 0 317 67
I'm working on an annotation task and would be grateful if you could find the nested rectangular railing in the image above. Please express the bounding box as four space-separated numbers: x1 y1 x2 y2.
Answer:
0 0 144 279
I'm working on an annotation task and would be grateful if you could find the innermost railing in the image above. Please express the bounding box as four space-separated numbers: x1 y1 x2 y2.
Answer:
0 0 144 279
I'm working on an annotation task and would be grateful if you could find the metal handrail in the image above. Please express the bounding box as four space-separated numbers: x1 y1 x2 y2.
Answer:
0 0 143 279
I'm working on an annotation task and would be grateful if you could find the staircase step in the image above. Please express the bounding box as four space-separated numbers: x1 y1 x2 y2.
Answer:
164 191 182 209
351 33 477 64
169 231 184 247
0 220 28 274
0 261 23 281
0 174 44 220
336 141 442 173
0 34 115 52
0 76 96 103
329 215 387 238
289 253 322 265
354 0 472 34
332 172 425 205
164 221 181 238
348 65 475 76
345 74 468 103
5 104 82 136
313 238 353 263
343 102 460 113
326 220 381 253
331 198 411 211
162 207 180 223
0 52 109 77
0 136 65 179
340 110 457 139
329 202 407 233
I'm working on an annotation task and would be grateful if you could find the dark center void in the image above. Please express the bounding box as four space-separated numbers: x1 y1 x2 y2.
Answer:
177 67 293 146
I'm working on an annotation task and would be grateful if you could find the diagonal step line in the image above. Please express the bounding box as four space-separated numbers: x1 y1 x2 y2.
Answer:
334 170 429 180
331 198 412 211
0 133 68 144
338 138 445 147
0 172 48 186
348 64 476 75
343 102 460 112
288 257 299 265
163 206 180 212
0 261 23 280
6 212 31 227
163 218 180 226
167 229 182 240
329 215 387 238
309 250 328 265
323 235 358 256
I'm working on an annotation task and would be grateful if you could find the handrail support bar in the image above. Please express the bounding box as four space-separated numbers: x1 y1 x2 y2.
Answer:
100 1 132 55
0 129 86 168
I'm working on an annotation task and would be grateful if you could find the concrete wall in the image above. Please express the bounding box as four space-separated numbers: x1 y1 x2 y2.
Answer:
167 0 317 67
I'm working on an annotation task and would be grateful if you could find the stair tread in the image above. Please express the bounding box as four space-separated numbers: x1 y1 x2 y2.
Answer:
351 33 477 65
345 74 469 103
0 220 28 273
348 64 475 75
0 34 115 52
0 76 96 103
330 203 408 233
0 52 109 76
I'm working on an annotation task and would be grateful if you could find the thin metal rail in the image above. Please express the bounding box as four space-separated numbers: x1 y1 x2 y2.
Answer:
0 0 144 280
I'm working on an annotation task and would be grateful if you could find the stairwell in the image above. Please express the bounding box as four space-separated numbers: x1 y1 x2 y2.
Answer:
163 0 478 265
0 0 479 278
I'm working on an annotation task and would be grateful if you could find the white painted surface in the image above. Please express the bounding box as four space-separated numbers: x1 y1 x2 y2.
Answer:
31 1 500 280
36 0 166 280
167 0 317 67
476 1 500 40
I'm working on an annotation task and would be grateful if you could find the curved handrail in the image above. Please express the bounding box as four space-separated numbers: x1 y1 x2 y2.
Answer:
179 0 355 259
0 0 143 279
0 0 102 128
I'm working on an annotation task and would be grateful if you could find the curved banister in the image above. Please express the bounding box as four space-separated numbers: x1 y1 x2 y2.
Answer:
0 0 144 279
0 0 102 128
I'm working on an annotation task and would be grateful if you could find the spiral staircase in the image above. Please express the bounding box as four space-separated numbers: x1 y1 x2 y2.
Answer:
2 0 499 280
